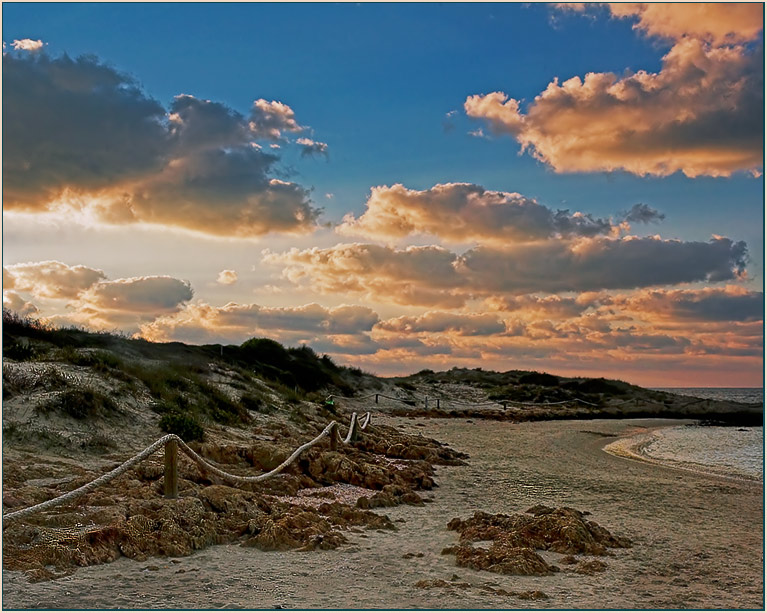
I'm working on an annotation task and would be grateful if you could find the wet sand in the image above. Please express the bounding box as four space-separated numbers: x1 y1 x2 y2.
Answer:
3 417 763 609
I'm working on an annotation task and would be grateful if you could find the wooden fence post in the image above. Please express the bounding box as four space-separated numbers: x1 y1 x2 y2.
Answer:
349 415 359 442
164 439 178 499
424 396 428 410
330 423 338 451
375 394 379 404
436 398 440 409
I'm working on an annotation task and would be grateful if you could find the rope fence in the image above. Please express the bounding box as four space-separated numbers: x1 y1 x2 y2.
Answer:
2 411 371 526
331 391 601 411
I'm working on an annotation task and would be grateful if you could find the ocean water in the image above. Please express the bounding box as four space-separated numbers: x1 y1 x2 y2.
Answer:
643 388 764 480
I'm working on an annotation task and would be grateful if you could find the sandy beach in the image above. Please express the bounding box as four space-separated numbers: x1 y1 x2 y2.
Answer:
3 416 763 610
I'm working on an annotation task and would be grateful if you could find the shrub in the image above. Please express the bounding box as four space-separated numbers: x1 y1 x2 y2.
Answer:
240 391 264 412
159 410 205 442
40 388 119 420
519 372 560 386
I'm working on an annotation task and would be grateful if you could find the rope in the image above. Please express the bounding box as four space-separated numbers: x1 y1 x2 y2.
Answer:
2 412 371 526
2 434 176 525
337 390 599 409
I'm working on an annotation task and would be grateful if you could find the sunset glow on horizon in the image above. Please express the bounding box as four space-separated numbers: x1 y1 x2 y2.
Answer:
2 2 764 388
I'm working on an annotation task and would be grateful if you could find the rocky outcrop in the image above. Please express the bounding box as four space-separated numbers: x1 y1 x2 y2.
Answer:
442 506 631 577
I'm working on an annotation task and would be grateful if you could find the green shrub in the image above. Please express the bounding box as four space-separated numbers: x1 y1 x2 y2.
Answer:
159 410 205 442
40 388 119 420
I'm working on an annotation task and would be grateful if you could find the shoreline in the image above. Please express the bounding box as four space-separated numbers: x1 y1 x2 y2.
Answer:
3 416 763 609
603 422 764 483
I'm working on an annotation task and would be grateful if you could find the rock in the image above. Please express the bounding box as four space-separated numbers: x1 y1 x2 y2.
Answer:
443 506 630 577
525 504 555 516
574 559 608 574
449 543 556 576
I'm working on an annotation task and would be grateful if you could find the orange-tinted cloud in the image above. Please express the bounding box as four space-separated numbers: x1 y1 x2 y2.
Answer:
265 236 748 306
609 285 764 322
248 99 303 140
138 302 379 348
465 37 763 177
338 183 617 244
3 261 106 299
375 311 506 336
3 52 322 237
263 243 468 307
467 2 763 178
606 3 763 45
2 291 39 317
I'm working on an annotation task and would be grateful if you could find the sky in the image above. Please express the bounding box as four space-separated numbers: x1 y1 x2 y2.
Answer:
2 2 764 387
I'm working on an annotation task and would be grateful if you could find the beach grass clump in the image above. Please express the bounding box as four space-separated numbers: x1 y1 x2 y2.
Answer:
38 388 120 420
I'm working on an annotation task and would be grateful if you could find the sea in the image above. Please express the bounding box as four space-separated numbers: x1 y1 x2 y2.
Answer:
643 387 764 480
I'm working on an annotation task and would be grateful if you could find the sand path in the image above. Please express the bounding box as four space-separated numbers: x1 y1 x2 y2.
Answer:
3 417 763 609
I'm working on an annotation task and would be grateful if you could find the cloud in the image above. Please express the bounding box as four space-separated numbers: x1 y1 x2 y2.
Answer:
263 243 468 307
611 286 764 322
216 270 238 285
3 53 170 209
2 52 323 237
266 236 748 306
622 203 665 224
606 3 763 45
485 293 606 319
11 39 44 52
296 137 329 158
466 4 764 178
248 99 303 140
337 183 617 244
168 94 252 154
76 276 193 314
138 301 379 346
125 147 319 237
3 261 106 299
376 311 506 336
2 291 39 317
458 236 748 294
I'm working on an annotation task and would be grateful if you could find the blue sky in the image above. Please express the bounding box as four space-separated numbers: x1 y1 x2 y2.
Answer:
2 3 764 386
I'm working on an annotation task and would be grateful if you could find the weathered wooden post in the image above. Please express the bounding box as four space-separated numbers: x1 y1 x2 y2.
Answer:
330 422 338 450
424 396 428 410
164 438 178 499
349 415 359 442
375 394 379 404
436 398 440 409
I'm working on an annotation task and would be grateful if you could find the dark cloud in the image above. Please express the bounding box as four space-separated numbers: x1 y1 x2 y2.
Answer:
79 276 194 314
3 52 169 208
622 203 666 224
2 52 322 237
297 138 329 158
615 287 764 322
268 236 749 305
